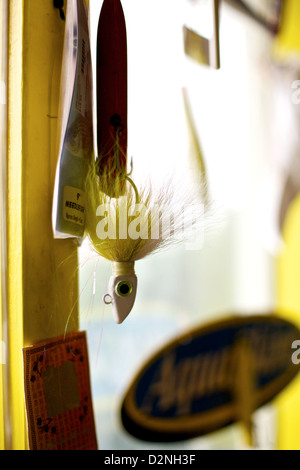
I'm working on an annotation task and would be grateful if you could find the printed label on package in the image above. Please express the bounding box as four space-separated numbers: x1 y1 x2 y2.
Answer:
63 185 85 226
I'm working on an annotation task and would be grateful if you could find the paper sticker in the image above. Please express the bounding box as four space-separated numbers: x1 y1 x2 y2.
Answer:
63 186 85 226
23 331 97 450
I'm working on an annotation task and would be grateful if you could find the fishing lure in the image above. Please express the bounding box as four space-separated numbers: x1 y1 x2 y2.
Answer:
83 0 208 324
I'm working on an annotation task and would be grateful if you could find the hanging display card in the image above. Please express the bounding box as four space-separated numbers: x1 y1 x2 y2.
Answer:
23 331 97 450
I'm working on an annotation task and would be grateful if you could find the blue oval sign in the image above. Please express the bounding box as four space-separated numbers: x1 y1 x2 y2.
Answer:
121 314 300 442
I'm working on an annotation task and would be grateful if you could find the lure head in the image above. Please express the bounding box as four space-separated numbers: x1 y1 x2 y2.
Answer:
105 272 137 324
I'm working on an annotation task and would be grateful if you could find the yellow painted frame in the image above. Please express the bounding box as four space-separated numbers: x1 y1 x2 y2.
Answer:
272 0 300 451
5 0 83 449
275 195 300 450
0 0 8 452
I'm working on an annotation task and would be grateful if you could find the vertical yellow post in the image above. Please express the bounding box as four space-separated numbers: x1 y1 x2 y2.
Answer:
6 0 24 450
6 0 80 450
0 0 8 452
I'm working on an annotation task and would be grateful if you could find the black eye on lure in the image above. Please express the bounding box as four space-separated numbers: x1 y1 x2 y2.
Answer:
116 280 132 297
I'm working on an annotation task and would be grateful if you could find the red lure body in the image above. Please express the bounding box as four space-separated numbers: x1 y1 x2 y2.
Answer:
96 0 128 195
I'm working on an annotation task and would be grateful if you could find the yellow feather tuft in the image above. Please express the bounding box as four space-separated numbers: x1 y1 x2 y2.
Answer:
84 157 206 263
85 159 151 262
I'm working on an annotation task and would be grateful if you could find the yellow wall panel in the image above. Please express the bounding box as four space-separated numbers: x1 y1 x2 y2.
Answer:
274 0 300 57
6 0 80 449
21 0 79 347
276 195 300 450
0 0 7 450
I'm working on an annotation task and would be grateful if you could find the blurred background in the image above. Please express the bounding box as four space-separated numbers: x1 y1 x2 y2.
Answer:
78 0 300 450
